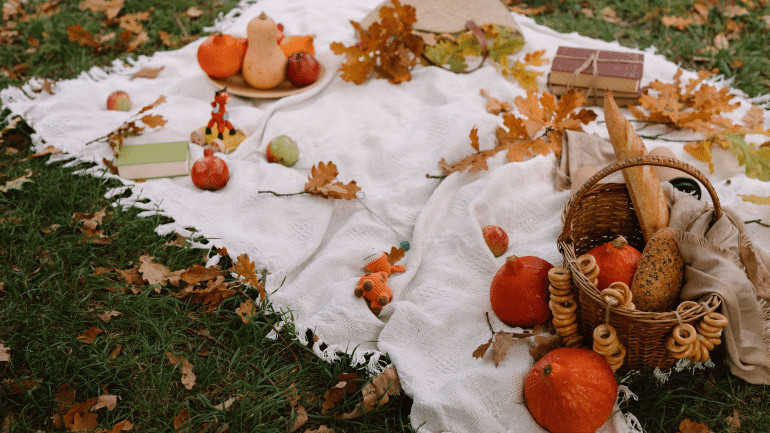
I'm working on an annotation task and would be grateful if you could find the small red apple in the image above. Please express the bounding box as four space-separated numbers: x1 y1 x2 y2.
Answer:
191 148 229 191
106 90 131 111
286 52 321 87
482 225 509 258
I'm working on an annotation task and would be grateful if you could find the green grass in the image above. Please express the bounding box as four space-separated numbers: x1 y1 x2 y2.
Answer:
2 1 769 432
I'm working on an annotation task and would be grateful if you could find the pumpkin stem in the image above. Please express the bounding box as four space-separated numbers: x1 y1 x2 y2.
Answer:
611 236 628 249
505 255 518 263
258 11 268 19
543 364 552 375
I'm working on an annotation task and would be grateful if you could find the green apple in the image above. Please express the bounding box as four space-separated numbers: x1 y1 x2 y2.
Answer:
266 135 299 167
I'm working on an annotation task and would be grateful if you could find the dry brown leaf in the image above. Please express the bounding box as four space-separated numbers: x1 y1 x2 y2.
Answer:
214 395 241 411
0 168 34 192
232 254 265 301
174 276 238 311
480 88 512 114
180 263 222 285
742 105 765 131
138 254 171 286
78 326 104 344
529 334 561 362
72 208 107 231
472 337 492 359
28 145 61 158
713 33 729 50
338 367 401 419
2 413 16 432
739 194 770 205
304 161 361 200
96 310 121 323
130 66 164 79
183 6 202 18
109 344 123 359
510 5 547 15
106 420 134 433
0 343 9 362
662 15 694 30
66 24 101 47
235 299 257 324
52 383 76 428
118 10 151 34
79 0 124 20
678 418 713 433
167 353 196 390
725 408 741 428
385 246 405 265
322 373 361 414
292 406 308 432
172 408 191 430
599 7 623 23
62 400 100 432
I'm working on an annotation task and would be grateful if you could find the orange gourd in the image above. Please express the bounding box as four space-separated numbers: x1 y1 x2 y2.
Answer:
197 34 246 79
524 348 618 433
489 255 553 327
280 35 315 58
586 236 641 291
242 12 287 89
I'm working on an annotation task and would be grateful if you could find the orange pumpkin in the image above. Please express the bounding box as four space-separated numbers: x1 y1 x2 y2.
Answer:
524 348 618 433
489 255 553 327
586 236 641 291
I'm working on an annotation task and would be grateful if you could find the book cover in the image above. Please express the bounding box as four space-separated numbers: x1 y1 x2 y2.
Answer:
549 46 644 93
114 141 190 180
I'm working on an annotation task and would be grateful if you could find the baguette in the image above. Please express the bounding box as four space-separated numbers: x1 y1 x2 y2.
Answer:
604 92 669 241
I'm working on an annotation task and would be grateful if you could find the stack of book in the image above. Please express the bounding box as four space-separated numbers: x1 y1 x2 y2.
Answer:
114 141 190 180
547 46 644 107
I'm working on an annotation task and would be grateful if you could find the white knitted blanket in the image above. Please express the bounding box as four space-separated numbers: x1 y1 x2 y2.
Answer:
4 1 769 432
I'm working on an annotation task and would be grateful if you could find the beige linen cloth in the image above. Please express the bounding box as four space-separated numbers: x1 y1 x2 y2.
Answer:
559 130 770 385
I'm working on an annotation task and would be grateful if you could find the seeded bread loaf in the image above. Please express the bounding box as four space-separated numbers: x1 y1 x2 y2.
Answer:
630 227 684 312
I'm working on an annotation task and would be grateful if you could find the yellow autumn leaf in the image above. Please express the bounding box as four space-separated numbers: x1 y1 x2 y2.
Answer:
739 194 770 205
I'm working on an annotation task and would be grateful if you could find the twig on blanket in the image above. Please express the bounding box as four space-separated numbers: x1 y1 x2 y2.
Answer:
258 190 308 197
485 312 496 335
745 219 770 227
425 174 447 179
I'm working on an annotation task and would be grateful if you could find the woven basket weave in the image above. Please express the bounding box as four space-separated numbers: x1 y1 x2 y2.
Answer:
557 155 722 370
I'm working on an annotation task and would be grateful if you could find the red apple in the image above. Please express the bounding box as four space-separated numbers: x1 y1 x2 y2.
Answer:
191 148 229 191
106 90 131 111
482 225 509 258
286 52 321 87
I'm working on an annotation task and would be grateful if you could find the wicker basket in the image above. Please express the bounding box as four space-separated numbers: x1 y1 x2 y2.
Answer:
557 155 722 371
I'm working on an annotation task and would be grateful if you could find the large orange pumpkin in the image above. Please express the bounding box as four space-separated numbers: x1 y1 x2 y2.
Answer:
586 235 641 291
524 348 618 433
489 255 553 327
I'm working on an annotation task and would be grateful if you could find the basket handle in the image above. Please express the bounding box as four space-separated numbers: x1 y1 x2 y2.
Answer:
560 155 722 243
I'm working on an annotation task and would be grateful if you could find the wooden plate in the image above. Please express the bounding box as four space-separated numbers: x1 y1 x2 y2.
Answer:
207 63 327 99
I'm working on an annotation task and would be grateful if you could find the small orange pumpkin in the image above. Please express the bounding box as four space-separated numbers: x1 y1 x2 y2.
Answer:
524 348 618 433
489 255 553 327
586 236 641 291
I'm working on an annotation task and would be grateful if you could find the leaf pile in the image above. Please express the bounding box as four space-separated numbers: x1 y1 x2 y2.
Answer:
330 0 424 84
98 250 265 313
304 161 361 200
630 69 741 134
51 384 132 433
439 88 596 174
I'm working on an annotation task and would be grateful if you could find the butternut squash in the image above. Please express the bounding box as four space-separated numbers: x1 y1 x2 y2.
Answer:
242 12 287 90
630 227 684 312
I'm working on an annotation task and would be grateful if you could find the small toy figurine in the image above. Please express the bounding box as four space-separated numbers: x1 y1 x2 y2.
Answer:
190 87 247 154
354 252 405 315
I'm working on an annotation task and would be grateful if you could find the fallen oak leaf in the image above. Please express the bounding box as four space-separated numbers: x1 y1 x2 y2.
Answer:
235 299 257 324
304 161 361 199
166 352 196 390
472 337 492 359
678 418 713 433
27 145 62 158
77 326 104 344
172 408 191 430
138 254 172 286
106 420 134 433
322 373 361 414
338 366 401 419
0 169 35 193
130 65 165 79
96 310 121 323
292 406 308 432
180 263 222 285
78 0 124 20
232 254 265 301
